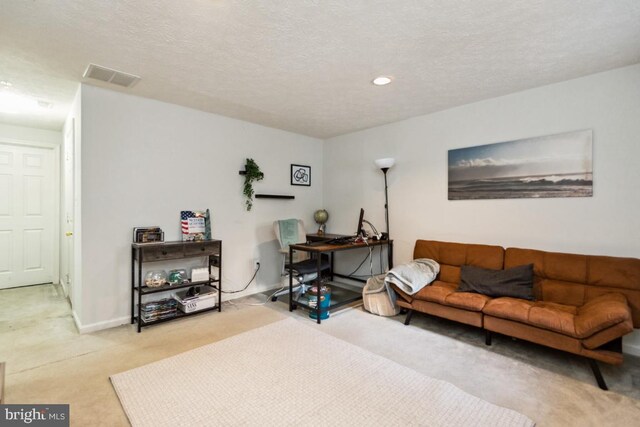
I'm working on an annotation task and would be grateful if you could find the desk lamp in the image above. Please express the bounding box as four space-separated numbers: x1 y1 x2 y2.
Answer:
374 158 395 239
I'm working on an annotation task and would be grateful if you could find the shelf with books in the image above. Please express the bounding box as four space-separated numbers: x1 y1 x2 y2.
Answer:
137 305 219 327
137 279 220 295
131 240 222 332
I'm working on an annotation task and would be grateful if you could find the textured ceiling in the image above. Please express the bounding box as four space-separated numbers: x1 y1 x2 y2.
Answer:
1 1 639 138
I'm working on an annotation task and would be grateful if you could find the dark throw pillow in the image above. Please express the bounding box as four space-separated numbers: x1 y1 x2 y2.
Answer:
457 264 534 300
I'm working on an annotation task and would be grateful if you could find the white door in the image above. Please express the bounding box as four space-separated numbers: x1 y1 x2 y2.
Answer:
0 143 55 289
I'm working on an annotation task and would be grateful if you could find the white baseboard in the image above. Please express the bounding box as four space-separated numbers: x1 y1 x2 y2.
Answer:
622 329 640 357
623 342 640 357
72 312 130 334
67 282 276 334
59 277 69 298
71 310 81 333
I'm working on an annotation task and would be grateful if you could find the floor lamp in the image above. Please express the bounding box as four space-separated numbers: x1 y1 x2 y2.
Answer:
374 158 395 239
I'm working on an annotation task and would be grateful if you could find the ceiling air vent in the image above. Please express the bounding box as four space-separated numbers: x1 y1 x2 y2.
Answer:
83 64 141 88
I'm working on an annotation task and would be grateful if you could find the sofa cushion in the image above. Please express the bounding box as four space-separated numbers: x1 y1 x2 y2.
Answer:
483 293 632 339
484 298 579 337
413 281 456 304
528 302 578 337
536 279 584 307
440 265 461 285
412 281 491 312
414 240 504 285
505 247 640 327
483 297 535 323
458 264 534 300
444 292 492 312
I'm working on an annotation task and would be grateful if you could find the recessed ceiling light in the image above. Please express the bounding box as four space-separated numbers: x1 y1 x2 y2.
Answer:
37 100 54 109
372 76 392 86
0 81 12 87
0 91 46 114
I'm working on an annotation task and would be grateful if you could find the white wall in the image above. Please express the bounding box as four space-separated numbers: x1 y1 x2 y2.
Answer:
62 86 82 317
323 64 640 354
78 84 322 331
0 123 61 146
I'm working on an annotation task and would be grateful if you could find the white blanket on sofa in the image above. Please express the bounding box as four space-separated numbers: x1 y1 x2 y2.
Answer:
384 258 440 295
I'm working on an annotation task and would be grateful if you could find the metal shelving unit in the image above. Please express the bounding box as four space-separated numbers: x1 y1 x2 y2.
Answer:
288 237 393 324
131 240 222 332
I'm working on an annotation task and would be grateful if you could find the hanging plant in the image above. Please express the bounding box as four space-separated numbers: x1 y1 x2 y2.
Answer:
242 158 264 211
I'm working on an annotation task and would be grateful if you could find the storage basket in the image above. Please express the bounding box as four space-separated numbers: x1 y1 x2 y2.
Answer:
363 274 400 317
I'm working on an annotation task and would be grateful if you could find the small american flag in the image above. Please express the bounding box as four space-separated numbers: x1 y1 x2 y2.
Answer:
181 210 207 241
181 211 194 235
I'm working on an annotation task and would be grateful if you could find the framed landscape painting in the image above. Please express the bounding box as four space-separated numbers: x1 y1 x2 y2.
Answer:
448 130 593 200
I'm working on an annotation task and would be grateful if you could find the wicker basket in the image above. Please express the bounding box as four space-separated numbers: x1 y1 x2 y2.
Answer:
363 274 400 317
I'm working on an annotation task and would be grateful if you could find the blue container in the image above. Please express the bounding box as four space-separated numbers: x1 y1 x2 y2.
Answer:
308 285 331 320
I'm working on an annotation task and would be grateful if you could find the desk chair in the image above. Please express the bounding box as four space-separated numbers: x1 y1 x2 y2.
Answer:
272 219 330 301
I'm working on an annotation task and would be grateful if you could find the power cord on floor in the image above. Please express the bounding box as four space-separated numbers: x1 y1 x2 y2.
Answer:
221 262 260 294
224 262 290 306
227 284 287 307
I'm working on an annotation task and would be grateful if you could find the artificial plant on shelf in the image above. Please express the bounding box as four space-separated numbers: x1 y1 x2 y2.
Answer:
242 158 264 211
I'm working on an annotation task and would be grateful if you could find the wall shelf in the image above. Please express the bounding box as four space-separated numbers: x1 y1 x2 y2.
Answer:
255 194 295 199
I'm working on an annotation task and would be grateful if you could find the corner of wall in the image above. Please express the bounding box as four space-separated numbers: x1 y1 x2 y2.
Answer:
63 83 83 323
72 309 128 334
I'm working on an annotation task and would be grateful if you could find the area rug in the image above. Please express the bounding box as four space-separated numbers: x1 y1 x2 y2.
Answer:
111 318 534 426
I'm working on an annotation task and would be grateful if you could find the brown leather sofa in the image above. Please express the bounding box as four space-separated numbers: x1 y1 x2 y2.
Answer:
393 240 640 390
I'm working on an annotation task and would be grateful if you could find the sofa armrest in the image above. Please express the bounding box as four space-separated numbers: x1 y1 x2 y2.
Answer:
575 293 632 338
390 284 413 303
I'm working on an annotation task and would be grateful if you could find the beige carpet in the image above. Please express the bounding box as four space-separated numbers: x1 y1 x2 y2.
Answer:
5 284 640 426
111 318 534 426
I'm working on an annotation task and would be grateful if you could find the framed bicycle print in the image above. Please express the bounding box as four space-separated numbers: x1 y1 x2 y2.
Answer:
290 164 311 186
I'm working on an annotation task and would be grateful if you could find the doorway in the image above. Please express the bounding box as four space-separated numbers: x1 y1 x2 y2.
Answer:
0 142 57 289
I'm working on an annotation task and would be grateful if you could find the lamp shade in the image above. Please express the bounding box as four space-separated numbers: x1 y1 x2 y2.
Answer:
375 158 395 169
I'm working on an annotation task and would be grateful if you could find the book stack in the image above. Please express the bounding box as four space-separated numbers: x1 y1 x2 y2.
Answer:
140 298 177 323
133 226 164 243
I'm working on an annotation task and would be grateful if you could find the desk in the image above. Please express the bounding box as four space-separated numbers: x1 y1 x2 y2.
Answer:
288 238 393 323
306 233 348 278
